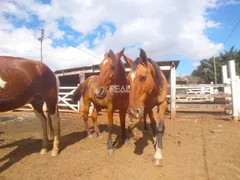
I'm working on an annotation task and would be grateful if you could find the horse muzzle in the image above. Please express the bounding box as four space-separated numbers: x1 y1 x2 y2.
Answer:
94 87 107 99
128 105 144 119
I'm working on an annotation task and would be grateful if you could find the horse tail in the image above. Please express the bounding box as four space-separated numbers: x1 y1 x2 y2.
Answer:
72 83 84 102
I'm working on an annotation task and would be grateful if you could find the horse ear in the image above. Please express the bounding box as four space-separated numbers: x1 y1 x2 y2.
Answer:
108 49 117 66
123 54 133 66
139 49 148 65
104 52 108 58
116 48 125 61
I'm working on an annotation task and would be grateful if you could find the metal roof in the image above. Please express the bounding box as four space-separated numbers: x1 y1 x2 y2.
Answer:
54 60 180 76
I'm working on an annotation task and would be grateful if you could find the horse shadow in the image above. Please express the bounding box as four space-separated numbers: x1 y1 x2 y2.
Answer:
0 130 87 173
128 121 155 155
0 121 155 173
99 120 155 155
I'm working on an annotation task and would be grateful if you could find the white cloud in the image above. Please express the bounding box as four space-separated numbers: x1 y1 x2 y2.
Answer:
0 0 235 72
206 20 221 28
192 61 201 67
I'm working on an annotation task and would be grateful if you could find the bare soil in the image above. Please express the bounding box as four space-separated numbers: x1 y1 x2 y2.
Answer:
1 111 240 180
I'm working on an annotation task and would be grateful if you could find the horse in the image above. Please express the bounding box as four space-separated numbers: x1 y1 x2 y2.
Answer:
123 49 169 166
92 48 129 155
0 56 60 156
72 75 102 138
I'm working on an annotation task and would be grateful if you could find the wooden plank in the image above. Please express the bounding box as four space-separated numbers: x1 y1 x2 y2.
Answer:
58 104 78 107
176 84 230 88
58 96 78 112
176 93 231 98
174 103 230 109
59 87 77 89
170 62 176 120
175 108 226 113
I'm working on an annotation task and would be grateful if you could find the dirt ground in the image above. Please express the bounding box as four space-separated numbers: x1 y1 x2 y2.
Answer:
0 111 240 180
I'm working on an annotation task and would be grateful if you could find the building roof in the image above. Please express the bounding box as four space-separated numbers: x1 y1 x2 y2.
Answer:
54 60 180 77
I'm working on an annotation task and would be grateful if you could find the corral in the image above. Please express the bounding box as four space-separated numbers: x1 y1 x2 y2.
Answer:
1 59 240 180
1 111 240 180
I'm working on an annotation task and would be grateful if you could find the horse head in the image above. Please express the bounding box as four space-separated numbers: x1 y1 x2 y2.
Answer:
94 48 125 99
123 49 156 119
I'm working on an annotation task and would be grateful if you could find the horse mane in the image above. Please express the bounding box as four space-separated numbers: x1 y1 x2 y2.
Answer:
132 57 164 85
148 58 164 85
118 59 127 77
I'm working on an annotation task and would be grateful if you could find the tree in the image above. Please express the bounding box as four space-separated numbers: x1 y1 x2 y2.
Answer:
191 46 240 83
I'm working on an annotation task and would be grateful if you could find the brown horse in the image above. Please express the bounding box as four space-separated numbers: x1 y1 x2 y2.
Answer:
72 75 102 138
92 48 129 155
123 49 168 166
0 56 60 156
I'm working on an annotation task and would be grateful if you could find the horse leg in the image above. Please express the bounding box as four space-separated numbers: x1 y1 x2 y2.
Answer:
91 107 102 138
83 100 92 138
46 102 60 157
148 109 157 143
31 97 48 155
119 108 128 144
143 108 148 131
107 105 114 155
152 100 167 166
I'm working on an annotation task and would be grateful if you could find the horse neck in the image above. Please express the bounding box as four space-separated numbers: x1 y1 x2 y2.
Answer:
150 65 161 92
113 61 127 85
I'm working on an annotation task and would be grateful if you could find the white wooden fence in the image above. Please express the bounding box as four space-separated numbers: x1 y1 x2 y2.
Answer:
173 60 240 121
58 86 79 113
15 60 240 120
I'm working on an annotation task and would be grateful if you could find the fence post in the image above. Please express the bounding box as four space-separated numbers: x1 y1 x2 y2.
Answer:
221 65 229 93
170 62 176 120
228 60 239 121
236 76 240 117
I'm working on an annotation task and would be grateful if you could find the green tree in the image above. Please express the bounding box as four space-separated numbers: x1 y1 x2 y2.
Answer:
191 46 240 83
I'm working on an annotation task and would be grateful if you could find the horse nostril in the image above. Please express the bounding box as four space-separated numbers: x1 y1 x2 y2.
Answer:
136 109 140 114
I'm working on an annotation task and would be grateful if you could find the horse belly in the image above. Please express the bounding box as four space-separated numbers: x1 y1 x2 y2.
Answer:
0 97 32 112
0 61 36 112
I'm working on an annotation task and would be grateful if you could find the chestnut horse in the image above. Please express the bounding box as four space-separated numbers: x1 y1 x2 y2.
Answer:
0 56 60 156
93 48 129 155
123 49 168 166
72 75 102 138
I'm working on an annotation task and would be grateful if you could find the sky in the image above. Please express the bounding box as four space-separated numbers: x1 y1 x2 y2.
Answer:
0 0 240 76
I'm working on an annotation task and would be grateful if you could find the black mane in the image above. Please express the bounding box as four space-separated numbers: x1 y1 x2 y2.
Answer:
132 57 164 85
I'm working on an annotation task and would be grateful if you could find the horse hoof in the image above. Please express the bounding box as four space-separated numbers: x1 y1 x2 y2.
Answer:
40 148 47 155
51 149 59 156
88 134 93 139
97 134 103 139
124 138 130 144
108 149 114 156
96 132 102 138
152 158 163 167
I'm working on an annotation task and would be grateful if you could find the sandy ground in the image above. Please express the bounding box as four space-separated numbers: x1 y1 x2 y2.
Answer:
0 111 240 180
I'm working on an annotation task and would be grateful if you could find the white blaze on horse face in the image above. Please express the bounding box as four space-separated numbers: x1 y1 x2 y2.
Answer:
0 76 7 89
103 58 108 65
131 70 136 81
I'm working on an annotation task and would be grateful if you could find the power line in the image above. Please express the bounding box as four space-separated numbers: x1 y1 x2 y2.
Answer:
0 9 101 60
224 18 240 45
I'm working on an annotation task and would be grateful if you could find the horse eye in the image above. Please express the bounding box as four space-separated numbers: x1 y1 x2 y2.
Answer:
140 75 146 81
111 66 115 70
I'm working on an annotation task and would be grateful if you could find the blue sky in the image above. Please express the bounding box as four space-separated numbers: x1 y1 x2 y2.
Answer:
170 3 240 75
0 0 240 73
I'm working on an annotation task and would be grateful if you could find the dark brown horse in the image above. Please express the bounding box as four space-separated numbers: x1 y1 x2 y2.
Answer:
123 49 168 166
72 75 102 138
92 48 129 155
0 56 60 156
